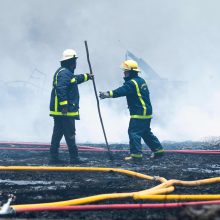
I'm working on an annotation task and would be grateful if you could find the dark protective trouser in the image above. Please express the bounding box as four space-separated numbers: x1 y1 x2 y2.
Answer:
128 118 163 155
50 117 78 160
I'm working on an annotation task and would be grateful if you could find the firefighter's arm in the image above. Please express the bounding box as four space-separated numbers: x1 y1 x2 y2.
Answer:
99 81 135 99
70 73 93 85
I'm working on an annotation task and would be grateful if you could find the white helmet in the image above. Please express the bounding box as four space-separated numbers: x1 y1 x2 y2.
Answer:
60 49 78 61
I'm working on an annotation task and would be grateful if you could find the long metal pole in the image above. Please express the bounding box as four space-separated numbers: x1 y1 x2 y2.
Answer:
84 41 113 160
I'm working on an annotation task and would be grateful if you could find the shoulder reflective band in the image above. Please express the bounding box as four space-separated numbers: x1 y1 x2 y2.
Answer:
131 79 147 115
55 68 66 85
54 68 66 112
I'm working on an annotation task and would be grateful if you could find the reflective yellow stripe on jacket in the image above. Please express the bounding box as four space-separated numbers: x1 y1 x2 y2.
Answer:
130 79 152 119
51 68 79 117
54 68 65 113
50 111 79 116
84 73 88 82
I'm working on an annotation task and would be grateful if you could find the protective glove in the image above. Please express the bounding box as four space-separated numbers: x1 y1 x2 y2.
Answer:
99 91 110 99
88 73 94 80
61 106 68 115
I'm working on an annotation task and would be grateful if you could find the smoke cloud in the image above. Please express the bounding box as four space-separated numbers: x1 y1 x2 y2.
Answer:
1 0 220 143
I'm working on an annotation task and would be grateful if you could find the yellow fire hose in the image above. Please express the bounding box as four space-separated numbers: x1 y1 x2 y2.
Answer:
0 166 166 183
0 166 219 210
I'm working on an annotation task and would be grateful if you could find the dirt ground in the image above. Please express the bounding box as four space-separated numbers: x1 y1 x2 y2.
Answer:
0 142 220 220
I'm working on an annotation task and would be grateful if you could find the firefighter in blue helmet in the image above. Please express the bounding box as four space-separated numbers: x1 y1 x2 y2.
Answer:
49 49 93 164
99 60 164 161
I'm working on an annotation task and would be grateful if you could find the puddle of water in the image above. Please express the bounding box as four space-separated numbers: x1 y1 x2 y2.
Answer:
85 178 95 182
185 168 198 171
47 186 58 190
0 179 68 185
183 168 220 174
210 164 220 169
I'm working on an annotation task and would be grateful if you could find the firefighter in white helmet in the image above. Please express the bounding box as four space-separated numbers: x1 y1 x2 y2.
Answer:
49 49 93 164
99 60 164 161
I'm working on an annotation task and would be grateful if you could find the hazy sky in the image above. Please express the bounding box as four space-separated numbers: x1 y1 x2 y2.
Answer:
1 0 220 143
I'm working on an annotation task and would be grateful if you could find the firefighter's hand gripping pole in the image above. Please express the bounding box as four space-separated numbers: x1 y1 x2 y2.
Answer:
84 41 113 160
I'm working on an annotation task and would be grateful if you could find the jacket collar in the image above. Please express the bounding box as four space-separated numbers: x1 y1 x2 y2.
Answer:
124 75 138 82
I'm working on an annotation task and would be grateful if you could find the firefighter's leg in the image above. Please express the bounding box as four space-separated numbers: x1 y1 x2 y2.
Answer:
142 119 164 158
126 119 143 160
50 117 63 161
62 117 79 161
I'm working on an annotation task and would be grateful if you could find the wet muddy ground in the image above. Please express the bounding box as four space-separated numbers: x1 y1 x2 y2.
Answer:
0 142 220 219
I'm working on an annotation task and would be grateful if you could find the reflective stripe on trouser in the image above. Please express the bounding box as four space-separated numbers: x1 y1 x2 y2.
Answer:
128 118 163 154
130 153 143 158
50 117 78 159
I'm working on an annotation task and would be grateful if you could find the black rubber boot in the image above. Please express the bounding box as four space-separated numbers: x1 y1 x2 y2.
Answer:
69 157 85 165
69 145 84 165
150 149 165 159
49 158 66 165
49 148 65 165
69 151 87 165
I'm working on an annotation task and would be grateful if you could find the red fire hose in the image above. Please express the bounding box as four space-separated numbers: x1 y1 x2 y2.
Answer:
0 141 103 150
0 141 219 154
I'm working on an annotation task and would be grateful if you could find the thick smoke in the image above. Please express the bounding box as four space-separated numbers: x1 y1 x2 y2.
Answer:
1 0 220 143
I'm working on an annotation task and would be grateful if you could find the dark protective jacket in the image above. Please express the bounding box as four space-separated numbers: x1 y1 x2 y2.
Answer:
50 67 89 119
109 76 152 119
